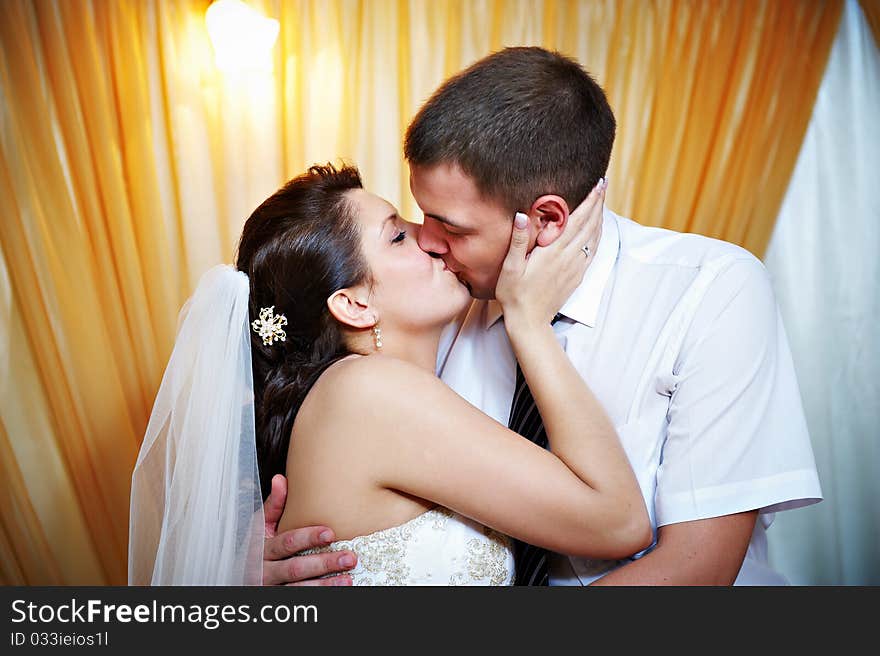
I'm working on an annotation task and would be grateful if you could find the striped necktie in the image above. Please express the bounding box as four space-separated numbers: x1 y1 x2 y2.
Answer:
507 313 563 586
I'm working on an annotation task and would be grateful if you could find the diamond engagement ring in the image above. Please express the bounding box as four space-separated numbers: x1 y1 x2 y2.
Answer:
581 244 591 258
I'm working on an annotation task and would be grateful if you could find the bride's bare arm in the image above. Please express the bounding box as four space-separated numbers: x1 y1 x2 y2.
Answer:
328 353 649 560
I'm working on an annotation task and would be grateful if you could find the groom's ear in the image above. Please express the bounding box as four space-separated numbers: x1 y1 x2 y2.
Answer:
529 195 570 247
327 287 376 329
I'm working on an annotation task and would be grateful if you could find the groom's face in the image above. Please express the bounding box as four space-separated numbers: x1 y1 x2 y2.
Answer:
409 162 516 300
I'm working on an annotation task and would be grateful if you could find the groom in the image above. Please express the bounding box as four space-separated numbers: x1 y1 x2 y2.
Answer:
261 47 822 586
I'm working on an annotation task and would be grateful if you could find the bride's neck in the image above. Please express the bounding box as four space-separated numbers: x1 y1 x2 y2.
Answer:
347 326 441 374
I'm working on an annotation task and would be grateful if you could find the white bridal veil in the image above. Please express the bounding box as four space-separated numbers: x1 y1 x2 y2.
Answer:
128 265 265 585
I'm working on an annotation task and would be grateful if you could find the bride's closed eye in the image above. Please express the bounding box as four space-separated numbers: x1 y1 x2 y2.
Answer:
391 229 407 244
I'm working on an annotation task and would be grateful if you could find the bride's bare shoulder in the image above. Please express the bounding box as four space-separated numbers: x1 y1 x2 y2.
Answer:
292 355 449 453
306 353 446 420
317 353 438 394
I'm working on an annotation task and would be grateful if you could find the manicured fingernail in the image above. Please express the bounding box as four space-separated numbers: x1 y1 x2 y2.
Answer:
335 575 353 586
319 530 333 543
596 177 605 191
339 554 355 568
514 212 529 229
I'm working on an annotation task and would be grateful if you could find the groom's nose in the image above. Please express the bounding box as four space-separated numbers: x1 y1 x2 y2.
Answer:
416 217 448 255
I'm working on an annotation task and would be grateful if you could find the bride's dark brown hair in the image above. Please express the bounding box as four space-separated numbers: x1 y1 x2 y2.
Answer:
235 163 370 500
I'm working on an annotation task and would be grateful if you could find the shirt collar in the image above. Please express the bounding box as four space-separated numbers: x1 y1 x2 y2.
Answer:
484 208 621 330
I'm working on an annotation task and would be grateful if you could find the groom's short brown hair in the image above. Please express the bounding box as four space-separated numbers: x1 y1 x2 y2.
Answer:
404 47 615 213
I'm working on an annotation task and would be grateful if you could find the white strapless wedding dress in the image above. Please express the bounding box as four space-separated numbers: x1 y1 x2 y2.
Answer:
301 506 515 585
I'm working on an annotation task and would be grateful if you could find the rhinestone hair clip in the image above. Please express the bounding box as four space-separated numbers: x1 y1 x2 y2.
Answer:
251 306 287 346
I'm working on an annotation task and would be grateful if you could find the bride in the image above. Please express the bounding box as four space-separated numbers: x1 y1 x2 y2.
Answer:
128 163 650 585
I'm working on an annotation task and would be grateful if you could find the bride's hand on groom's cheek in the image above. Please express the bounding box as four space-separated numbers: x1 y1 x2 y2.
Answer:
261 474 358 586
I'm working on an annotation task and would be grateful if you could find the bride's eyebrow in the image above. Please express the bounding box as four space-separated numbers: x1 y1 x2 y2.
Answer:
378 213 398 237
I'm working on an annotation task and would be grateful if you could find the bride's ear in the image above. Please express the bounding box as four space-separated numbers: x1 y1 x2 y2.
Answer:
327 287 377 329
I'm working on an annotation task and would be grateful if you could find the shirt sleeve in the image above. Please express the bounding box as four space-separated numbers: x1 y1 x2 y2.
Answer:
654 256 823 528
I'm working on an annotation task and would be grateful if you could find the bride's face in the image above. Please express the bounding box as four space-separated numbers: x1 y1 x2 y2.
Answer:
346 188 471 331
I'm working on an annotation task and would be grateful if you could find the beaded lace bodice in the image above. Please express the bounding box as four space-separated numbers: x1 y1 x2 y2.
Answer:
300 506 514 586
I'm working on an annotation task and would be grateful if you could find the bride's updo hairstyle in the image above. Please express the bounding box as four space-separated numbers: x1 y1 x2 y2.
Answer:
235 163 371 500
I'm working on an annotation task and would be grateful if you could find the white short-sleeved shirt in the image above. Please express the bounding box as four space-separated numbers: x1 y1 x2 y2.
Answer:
436 209 822 585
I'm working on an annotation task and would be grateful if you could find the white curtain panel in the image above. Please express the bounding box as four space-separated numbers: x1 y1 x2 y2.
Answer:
764 0 880 585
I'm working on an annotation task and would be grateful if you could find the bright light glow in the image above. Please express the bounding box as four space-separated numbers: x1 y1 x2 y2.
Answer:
206 0 280 73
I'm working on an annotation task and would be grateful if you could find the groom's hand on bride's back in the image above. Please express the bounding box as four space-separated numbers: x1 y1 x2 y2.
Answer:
262 474 358 586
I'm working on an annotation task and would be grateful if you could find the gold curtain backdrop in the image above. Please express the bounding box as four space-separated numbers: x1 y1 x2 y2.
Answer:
0 0 843 585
